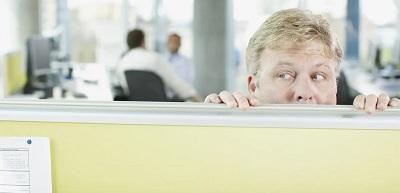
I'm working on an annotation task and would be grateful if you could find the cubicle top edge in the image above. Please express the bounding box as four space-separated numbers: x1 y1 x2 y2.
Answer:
0 100 399 130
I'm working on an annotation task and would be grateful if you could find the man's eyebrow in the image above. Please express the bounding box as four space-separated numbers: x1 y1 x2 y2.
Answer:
276 61 295 66
275 61 332 68
314 62 331 68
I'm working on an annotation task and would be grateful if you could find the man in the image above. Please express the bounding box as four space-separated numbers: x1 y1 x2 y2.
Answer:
166 33 194 85
205 8 400 113
164 33 195 100
116 29 201 101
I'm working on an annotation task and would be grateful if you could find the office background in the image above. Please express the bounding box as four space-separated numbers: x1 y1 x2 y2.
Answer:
1 2 400 192
1 0 400 100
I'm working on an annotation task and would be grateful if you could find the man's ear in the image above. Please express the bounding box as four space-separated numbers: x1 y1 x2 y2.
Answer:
247 75 257 94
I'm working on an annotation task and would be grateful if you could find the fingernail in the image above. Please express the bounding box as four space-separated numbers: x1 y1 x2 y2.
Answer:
228 103 237 108
240 107 249 111
377 104 386 111
366 108 374 114
354 104 363 110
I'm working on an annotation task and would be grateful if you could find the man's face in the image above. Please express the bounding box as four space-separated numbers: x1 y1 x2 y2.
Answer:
247 41 338 105
167 36 181 54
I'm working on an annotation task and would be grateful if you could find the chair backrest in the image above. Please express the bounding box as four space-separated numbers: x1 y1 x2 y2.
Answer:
124 70 168 101
336 70 354 105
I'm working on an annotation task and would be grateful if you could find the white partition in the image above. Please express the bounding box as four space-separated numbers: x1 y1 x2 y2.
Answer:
0 100 399 129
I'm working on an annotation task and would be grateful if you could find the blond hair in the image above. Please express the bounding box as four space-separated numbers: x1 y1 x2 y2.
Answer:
246 8 343 76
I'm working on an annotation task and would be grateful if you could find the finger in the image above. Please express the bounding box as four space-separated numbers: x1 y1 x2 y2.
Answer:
219 91 238 108
209 94 222 104
204 93 214 103
376 93 390 111
364 94 378 114
353 95 366 110
247 95 260 106
389 98 400 107
205 93 222 104
204 93 221 103
232 91 250 110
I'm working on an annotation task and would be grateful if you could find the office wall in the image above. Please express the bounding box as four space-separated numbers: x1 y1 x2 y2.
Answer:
0 0 39 96
0 0 39 54
1 121 400 193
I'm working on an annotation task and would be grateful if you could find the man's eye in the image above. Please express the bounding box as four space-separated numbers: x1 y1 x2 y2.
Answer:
278 73 294 80
312 74 325 81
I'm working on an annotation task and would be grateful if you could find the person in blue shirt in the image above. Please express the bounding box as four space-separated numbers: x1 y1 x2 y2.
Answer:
166 33 194 86
165 33 195 100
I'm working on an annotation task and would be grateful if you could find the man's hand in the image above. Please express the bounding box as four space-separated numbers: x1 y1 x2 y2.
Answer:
353 93 400 113
205 91 400 113
204 91 260 110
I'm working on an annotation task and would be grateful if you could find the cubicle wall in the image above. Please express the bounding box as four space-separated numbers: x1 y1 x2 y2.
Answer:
0 101 399 193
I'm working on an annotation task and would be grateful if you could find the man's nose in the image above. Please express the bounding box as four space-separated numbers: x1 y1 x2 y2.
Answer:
293 78 316 103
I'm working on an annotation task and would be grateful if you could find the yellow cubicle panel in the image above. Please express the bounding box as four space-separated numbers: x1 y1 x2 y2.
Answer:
4 52 26 95
1 121 400 193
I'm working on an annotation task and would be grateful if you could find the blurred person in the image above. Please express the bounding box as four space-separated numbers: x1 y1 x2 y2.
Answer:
164 33 195 100
204 8 400 113
166 33 194 84
116 29 201 102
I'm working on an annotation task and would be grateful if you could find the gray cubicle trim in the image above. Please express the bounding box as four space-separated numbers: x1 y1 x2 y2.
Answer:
0 100 399 130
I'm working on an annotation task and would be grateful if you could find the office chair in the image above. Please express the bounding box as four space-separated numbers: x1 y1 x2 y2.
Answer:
124 70 168 101
337 70 356 105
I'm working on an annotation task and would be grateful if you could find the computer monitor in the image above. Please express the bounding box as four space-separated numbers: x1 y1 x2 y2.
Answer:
24 36 54 96
27 36 52 76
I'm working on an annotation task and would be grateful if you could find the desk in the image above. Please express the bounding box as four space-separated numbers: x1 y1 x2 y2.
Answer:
343 61 400 97
62 63 113 101
0 101 400 193
2 62 114 101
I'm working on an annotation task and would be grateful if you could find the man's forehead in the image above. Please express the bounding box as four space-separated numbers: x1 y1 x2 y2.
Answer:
262 47 332 62
264 40 329 57
259 46 336 72
280 48 324 55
